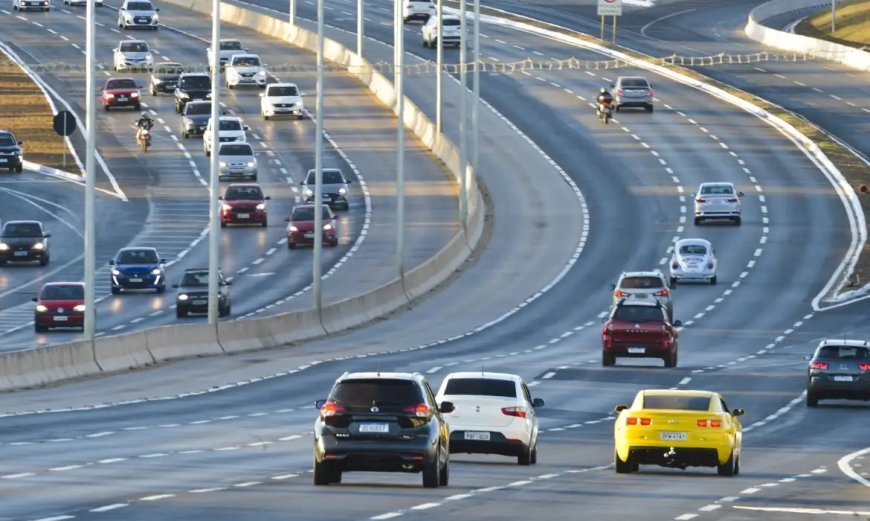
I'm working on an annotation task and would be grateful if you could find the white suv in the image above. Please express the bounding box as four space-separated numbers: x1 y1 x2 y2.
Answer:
206 39 246 72
422 14 462 48
260 83 304 120
203 116 249 156
225 54 267 89
436 372 543 465
118 0 159 30
112 40 154 72
402 0 434 23
610 270 673 321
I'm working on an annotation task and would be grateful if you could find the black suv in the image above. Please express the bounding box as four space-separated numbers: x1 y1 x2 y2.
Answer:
174 73 212 114
314 372 453 487
0 130 24 173
0 220 50 266
173 268 231 318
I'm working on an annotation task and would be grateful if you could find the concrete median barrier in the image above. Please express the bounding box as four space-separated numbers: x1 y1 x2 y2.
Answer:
94 332 156 373
0 341 99 390
145 323 224 361
217 308 326 352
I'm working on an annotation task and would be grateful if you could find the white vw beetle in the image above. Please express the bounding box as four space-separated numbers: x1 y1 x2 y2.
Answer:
669 238 717 285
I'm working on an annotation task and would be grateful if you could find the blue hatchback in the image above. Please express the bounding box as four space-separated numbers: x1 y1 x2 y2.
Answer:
109 247 167 294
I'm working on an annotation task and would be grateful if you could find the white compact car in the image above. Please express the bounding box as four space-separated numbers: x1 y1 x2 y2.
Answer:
203 116 249 156
422 14 462 48
669 238 717 285
694 182 744 225
206 39 246 72
112 40 154 72
260 83 304 120
118 0 159 30
436 372 543 465
402 0 434 23
13 0 49 10
225 54 267 89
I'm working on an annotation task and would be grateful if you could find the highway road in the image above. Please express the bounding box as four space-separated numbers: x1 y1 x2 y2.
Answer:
0 0 867 520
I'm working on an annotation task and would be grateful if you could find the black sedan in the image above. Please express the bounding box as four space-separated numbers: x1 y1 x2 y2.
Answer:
806 339 870 406
174 268 231 318
0 220 50 266
149 62 183 95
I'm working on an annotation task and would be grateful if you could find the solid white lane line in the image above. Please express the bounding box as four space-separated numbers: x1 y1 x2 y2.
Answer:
733 506 870 516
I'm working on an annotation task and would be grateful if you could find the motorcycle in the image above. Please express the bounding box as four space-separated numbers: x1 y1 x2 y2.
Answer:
597 100 613 124
136 126 152 152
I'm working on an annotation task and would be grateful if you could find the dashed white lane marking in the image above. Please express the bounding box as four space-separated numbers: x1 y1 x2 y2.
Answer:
2 472 35 479
140 494 176 501
698 504 721 512
733 506 870 516
542 371 556 379
675 515 697 521
33 517 75 521
90 504 129 513
426 366 441 374
678 377 691 385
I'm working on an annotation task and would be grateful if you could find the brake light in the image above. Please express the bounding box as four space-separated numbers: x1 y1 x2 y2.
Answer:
614 289 626 298
403 403 431 417
617 88 622 96
649 87 654 96
696 419 707 427
710 420 722 428
859 363 870 371
501 406 528 418
655 288 669 297
627 417 651 425
810 361 829 370
696 198 706 203
320 400 345 417
697 419 722 428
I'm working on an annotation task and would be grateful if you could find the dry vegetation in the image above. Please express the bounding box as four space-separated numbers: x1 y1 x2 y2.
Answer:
797 0 870 47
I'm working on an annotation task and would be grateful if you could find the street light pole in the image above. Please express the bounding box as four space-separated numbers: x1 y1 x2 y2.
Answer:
435 0 443 135
207 0 221 325
395 0 406 277
357 0 364 56
472 0 479 222
83 0 96 340
458 0 467 228
831 0 837 33
313 0 325 310
290 0 296 26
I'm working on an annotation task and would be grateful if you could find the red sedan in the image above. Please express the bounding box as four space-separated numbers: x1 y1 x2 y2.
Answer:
101 77 141 111
219 183 269 227
285 204 338 248
33 282 85 333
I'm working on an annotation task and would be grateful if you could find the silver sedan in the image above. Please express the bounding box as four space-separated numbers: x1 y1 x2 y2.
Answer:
669 238 717 285
694 182 743 225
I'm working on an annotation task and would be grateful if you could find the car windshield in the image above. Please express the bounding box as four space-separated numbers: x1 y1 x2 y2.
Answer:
181 272 210 286
41 285 84 300
219 120 242 131
127 1 153 9
233 56 261 67
2 222 42 237
331 379 423 410
0 135 15 147
224 186 263 201
817 346 870 359
156 65 183 75
613 305 664 322
185 102 211 115
443 18 460 26
701 185 734 195
221 41 243 50
106 79 137 89
679 245 707 255
118 249 159 264
620 276 664 290
220 144 253 156
180 76 211 89
268 86 299 96
292 207 330 221
121 42 149 52
620 78 649 88
306 170 345 184
443 378 517 398
642 395 711 411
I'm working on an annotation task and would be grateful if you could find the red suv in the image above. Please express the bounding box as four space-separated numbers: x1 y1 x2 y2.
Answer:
101 77 141 111
219 183 269 227
33 282 85 333
602 299 681 368
285 204 337 248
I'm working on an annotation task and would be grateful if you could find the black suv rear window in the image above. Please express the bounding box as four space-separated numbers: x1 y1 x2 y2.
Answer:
331 379 422 410
643 395 710 411
180 76 211 89
620 276 664 289
818 346 869 359
444 378 517 398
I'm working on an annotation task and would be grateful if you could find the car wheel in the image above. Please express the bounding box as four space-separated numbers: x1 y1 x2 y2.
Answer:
156 285 165 295
717 450 737 477
206 149 211 157
710 276 717 285
806 391 819 407
111 287 120 295
614 104 620 112
176 308 187 318
15 164 23 173
287 242 296 249
438 456 449 486
227 83 234 89
220 303 231 317
182 131 189 139
422 38 429 48
134 103 141 111
530 444 538 464
669 276 677 287
261 219 268 228
150 85 156 96
313 458 333 486
263 114 270 121
422 448 440 488
220 220 226 228
664 349 678 368
646 104 654 113
733 216 742 226
602 350 615 367
518 444 532 466
39 257 49 267
35 324 46 333
734 454 740 475
614 450 636 474
694 217 702 225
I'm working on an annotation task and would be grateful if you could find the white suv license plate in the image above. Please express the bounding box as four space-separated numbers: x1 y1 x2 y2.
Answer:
464 431 490 441
660 431 687 441
833 375 854 382
359 423 389 433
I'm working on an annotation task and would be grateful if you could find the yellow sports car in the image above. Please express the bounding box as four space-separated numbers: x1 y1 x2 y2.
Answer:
613 389 745 476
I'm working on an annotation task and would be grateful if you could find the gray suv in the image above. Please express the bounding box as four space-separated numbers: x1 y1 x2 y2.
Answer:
610 270 673 321
613 76 654 112
301 168 351 210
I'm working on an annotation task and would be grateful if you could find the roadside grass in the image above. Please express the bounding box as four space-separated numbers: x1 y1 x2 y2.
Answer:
796 0 870 47
0 53 68 171
443 0 869 295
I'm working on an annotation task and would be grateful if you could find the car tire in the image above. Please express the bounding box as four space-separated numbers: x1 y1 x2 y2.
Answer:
422 449 440 488
313 459 333 486
150 85 156 96
669 276 677 287
438 457 449 486
602 350 615 367
710 276 717 285
717 451 737 477
220 220 226 228
734 454 741 476
261 219 268 228
35 324 47 333
39 257 49 267
134 103 141 111
182 131 189 138
15 164 23 173
220 303 231 317
614 450 636 474
176 308 188 318
646 104 654 113
263 114 270 121
227 83 234 90
530 444 538 464
664 349 677 368
287 243 296 249
694 217 702 225
206 149 211 157
111 287 120 295
156 285 165 295
806 391 819 407
733 216 742 226
518 444 533 466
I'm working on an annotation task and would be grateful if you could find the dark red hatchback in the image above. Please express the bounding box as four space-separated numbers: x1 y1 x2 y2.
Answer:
285 204 338 248
33 282 85 333
101 77 141 111
219 183 269 227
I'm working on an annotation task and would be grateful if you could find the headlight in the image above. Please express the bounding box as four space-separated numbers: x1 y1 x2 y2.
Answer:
35 304 48 313
73 304 86 312
256 203 266 210
124 14 133 21
256 70 266 77
179 92 189 99
304 189 313 196
131 92 140 98
153 78 163 84
32 242 45 250
112 269 121 276
145 55 153 62
152 13 159 21
0 243 8 251
246 161 256 168
323 223 333 231
221 204 232 212
177 294 188 301
151 268 162 275
219 161 227 168
288 225 298 232
338 188 347 195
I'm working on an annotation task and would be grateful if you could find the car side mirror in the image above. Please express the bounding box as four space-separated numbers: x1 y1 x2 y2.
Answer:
31 297 38 302
108 260 115 266
160 259 167 264
610 83 615 88
314 399 326 410
608 283 616 290
346 178 353 184
265 196 271 200
439 401 455 414
803 354 813 361
614 404 628 413
259 93 264 97
155 7 160 10
300 93 307 97
225 281 233 286
673 319 682 327
43 233 51 238
732 408 745 417
17 141 23 145
113 48 118 52
243 125 250 131
738 191 745 197
532 398 545 408
299 180 305 185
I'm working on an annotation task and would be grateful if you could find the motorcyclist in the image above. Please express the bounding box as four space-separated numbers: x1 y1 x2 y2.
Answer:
135 111 153 144
596 86 613 114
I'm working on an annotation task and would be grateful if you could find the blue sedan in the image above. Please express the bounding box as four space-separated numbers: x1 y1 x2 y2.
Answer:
109 247 167 294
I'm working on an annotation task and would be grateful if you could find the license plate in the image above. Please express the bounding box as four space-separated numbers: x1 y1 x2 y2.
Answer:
192 300 207 306
464 431 490 441
118 96 127 101
53 316 69 322
237 213 250 219
129 277 143 283
14 251 27 257
322 194 332 199
660 431 686 441
628 347 646 354
358 423 389 433
304 232 315 238
833 375 854 382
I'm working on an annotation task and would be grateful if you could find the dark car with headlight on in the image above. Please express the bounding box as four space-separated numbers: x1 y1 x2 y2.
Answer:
0 220 50 266
174 72 212 114
806 339 870 407
0 130 24 173
109 247 167 294
180 100 222 139
149 62 183 95
174 268 231 318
